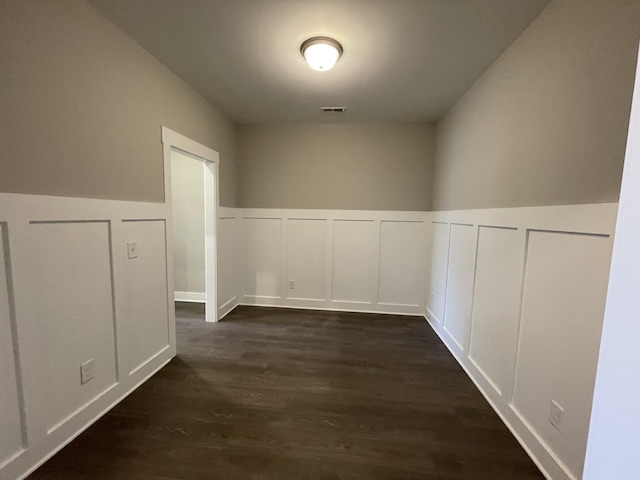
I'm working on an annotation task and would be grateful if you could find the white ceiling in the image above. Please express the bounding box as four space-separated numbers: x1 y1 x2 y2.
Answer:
90 0 551 124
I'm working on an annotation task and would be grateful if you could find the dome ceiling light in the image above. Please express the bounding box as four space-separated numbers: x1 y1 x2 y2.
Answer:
300 36 343 72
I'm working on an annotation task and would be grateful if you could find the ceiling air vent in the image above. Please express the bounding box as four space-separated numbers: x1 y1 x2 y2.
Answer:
320 106 346 114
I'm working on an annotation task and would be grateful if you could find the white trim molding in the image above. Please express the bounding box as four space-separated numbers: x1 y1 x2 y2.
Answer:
162 126 220 323
174 291 206 303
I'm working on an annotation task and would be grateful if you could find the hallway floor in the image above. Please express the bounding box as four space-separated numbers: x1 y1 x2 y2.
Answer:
29 304 543 479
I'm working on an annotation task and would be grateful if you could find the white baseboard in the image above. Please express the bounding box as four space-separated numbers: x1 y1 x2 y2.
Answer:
424 312 555 480
218 295 239 320
239 301 424 317
238 296 424 317
174 291 205 303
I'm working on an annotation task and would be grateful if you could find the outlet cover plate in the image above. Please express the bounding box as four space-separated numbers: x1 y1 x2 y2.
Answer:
550 400 564 432
81 358 95 384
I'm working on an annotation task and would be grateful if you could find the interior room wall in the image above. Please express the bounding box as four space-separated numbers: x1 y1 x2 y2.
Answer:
431 0 640 211
584 40 640 480
2 1 638 480
238 122 435 211
171 150 205 298
0 0 238 206
423 0 640 477
0 2 235 477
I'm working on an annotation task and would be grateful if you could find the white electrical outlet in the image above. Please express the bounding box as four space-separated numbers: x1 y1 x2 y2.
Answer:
288 279 295 289
80 358 95 384
127 241 138 259
549 400 564 431
430 291 436 304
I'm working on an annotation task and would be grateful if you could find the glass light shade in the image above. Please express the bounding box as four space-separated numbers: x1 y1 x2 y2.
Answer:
301 37 343 72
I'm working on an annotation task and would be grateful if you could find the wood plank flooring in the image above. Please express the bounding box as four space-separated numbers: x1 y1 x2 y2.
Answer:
29 304 544 479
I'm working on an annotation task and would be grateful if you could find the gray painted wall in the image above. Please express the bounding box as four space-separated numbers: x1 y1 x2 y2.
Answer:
238 123 435 211
171 150 205 295
3 0 636 213
432 0 640 211
0 0 238 206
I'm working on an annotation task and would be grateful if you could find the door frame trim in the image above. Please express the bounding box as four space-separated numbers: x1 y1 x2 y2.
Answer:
161 126 219 323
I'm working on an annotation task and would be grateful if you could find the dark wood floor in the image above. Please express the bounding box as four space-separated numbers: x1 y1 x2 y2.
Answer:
29 304 543 479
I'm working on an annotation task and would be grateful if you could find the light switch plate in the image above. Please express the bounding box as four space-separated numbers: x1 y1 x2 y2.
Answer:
127 241 138 259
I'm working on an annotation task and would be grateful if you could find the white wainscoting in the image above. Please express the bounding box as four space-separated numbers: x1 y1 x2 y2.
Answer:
287 218 327 303
0 193 173 480
239 209 429 315
0 223 24 469
217 207 240 319
1 197 619 480
331 219 377 305
425 203 617 480
442 223 476 352
378 220 426 308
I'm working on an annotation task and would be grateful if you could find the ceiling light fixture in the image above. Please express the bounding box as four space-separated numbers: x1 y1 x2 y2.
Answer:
300 36 343 72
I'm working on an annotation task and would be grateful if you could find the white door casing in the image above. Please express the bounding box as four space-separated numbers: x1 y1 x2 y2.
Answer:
162 127 219 323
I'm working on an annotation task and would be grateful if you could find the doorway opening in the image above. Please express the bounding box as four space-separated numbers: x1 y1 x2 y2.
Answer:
162 127 219 324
